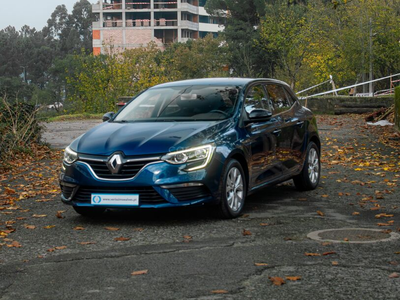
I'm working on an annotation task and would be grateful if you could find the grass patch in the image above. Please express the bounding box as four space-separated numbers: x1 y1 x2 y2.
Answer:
46 113 103 122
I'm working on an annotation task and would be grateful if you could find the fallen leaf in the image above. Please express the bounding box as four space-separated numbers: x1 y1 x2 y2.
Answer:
242 229 252 236
323 251 337 256
298 198 307 201
211 290 228 294
105 227 120 231
114 237 131 242
344 238 349 241
332 261 339 266
321 195 329 198
260 223 270 226
375 213 394 219
23 225 36 230
133 228 144 232
377 223 392 227
389 272 399 278
32 214 47 218
131 270 148 276
254 263 268 266
54 246 67 250
77 241 96 245
286 276 301 281
43 225 56 229
352 212 360 216
269 276 285 286
317 211 325 216
7 241 22 248
305 253 321 256
56 211 65 219
321 242 332 246
74 226 85 231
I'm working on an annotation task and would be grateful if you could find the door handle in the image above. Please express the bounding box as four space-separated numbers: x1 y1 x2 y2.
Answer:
272 129 281 136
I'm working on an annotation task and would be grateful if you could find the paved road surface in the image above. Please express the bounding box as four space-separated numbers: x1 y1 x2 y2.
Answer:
1 115 399 299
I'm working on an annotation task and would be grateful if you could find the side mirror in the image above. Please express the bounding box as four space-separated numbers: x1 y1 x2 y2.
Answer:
102 112 115 122
248 109 272 120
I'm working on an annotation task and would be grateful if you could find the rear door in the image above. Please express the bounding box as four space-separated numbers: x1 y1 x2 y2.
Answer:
264 84 299 175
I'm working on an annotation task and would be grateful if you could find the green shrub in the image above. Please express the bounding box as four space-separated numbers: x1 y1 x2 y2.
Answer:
0 97 42 167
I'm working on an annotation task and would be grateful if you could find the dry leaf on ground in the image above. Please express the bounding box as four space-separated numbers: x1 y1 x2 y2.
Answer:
131 270 148 276
269 277 285 286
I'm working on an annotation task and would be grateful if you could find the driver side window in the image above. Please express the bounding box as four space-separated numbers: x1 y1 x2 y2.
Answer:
244 85 270 114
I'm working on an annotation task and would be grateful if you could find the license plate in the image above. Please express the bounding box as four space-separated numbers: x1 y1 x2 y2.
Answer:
91 194 139 206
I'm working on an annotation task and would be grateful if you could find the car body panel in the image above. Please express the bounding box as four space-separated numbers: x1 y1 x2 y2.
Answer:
60 78 320 212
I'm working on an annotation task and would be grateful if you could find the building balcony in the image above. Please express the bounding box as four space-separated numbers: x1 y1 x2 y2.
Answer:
103 20 124 27
103 3 123 10
155 19 178 26
181 3 199 14
92 21 101 29
92 3 101 12
153 1 178 9
126 19 152 27
181 20 199 31
125 2 151 10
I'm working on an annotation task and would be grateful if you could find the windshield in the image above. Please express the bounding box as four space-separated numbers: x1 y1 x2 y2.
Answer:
114 85 240 122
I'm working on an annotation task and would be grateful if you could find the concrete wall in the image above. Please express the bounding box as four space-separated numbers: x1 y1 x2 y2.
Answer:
298 96 394 115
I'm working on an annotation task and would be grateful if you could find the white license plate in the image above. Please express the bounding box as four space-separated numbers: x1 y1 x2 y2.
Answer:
91 194 139 206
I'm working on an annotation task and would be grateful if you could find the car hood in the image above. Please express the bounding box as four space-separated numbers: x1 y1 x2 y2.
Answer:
70 120 230 156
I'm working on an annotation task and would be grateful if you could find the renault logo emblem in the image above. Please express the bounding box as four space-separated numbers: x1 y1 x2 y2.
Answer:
107 153 123 174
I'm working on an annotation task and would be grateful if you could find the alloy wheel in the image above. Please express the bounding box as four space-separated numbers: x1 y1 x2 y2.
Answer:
226 167 244 212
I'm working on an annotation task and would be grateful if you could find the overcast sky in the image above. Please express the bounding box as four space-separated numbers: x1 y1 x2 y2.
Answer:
0 0 95 31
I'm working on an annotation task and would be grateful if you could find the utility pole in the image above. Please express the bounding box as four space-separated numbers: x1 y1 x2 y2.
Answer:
369 18 373 96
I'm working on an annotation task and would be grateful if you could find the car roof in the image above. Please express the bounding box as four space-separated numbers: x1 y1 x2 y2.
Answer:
151 78 290 89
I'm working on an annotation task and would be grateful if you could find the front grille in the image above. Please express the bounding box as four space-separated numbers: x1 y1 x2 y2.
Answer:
167 186 211 202
73 186 167 205
80 158 160 180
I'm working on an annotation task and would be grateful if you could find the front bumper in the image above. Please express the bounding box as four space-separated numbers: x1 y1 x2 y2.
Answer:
60 158 222 209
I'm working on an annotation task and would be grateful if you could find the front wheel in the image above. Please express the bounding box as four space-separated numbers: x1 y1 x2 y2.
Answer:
217 159 246 219
73 206 106 217
293 141 321 191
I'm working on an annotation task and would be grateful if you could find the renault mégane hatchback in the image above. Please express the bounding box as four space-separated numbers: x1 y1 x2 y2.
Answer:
60 78 321 218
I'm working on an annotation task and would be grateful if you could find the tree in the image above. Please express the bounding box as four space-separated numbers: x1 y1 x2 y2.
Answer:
205 0 276 77
259 2 314 89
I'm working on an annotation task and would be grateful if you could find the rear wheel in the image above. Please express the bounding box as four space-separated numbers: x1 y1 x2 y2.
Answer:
293 141 320 191
217 159 246 218
73 206 106 217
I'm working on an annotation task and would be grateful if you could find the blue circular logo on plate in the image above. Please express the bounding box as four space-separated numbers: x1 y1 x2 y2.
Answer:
92 196 102 204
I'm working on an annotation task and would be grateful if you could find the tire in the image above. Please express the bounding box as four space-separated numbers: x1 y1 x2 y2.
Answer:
73 206 106 217
217 159 247 219
293 141 321 191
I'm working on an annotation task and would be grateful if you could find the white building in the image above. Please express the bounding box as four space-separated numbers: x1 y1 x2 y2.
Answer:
92 0 224 54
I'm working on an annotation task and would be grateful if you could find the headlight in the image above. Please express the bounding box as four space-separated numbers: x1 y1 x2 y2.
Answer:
162 144 214 171
63 146 78 164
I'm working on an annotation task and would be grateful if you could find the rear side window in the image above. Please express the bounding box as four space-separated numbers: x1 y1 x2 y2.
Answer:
265 84 293 114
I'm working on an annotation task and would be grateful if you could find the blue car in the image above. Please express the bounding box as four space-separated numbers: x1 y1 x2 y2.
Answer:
60 78 321 218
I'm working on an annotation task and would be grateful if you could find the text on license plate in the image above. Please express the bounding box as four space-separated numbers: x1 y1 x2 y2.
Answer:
91 194 139 206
